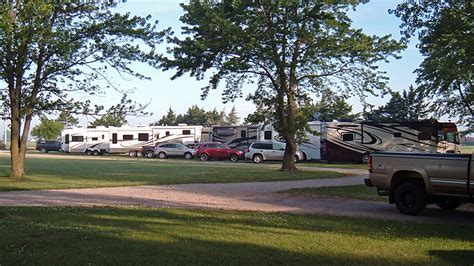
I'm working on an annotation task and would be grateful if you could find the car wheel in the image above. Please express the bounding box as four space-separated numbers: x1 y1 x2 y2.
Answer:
362 153 370 163
253 154 263 164
147 151 155 158
93 150 100 156
184 152 193 160
158 152 167 159
200 153 209 161
435 199 461 210
394 181 427 215
41 148 48 153
128 151 136 157
294 155 299 163
230 154 239 162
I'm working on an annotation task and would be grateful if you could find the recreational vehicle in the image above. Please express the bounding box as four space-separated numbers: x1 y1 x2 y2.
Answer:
322 120 460 163
210 125 258 151
61 125 202 156
258 122 323 160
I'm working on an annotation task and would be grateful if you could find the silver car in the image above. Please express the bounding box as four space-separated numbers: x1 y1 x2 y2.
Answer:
154 142 196 160
245 142 304 163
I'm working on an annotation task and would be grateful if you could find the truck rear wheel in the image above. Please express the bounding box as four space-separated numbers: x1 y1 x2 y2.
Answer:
435 199 461 210
394 181 427 215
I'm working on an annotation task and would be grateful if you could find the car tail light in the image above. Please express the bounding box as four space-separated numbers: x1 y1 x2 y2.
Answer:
368 155 373 173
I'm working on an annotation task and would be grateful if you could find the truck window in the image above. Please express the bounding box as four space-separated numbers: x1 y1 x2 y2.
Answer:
446 132 456 143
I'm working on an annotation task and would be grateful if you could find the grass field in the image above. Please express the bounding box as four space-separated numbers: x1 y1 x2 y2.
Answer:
460 145 474 154
0 207 472 265
281 185 385 202
0 156 344 191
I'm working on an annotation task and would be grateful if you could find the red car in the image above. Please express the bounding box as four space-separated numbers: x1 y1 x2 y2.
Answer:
196 142 244 162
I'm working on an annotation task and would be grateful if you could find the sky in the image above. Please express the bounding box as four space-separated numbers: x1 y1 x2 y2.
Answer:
4 1 426 134
105 0 423 126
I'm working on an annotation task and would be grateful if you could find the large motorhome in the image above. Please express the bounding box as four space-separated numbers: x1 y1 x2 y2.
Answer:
61 125 202 155
259 120 460 163
210 125 258 151
322 120 460 163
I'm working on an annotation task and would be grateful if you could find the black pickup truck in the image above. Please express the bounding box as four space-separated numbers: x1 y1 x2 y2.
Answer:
35 140 62 153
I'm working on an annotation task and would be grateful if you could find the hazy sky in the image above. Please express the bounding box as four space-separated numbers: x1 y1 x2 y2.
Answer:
60 1 425 126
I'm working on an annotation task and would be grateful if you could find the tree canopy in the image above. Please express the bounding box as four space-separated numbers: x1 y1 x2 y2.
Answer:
391 1 473 132
30 116 63 140
312 89 359 122
0 1 166 177
163 0 403 171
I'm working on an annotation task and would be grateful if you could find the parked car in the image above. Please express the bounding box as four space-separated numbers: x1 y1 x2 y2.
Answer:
196 142 244 162
36 140 62 153
154 142 196 160
244 142 304 163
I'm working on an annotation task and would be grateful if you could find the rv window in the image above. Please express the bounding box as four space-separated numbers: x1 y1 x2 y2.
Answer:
418 132 432 141
393 132 402 138
65 134 70 144
71 136 84 142
123 135 133 140
165 131 170 136
182 130 191 135
264 131 272 140
102 135 105 139
241 130 246 138
138 133 149 141
342 133 354 141
112 133 118 144
91 137 98 141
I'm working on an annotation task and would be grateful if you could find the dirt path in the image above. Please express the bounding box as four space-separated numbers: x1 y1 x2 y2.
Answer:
0 175 472 225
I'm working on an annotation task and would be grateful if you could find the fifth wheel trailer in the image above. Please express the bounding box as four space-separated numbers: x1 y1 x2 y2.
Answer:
61 125 202 155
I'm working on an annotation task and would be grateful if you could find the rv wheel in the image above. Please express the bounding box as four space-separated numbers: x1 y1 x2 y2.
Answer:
93 150 100 156
86 150 93 156
362 153 370 163
136 151 143 157
128 151 136 157
146 151 155 158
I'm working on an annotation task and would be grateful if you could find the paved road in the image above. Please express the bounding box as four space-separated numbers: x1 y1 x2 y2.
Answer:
0 175 472 225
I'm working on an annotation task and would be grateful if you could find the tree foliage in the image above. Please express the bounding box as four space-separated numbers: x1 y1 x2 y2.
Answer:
57 111 78 127
312 89 359 122
163 0 403 171
0 0 165 177
225 105 239 125
89 94 147 128
30 116 63 140
391 1 473 132
365 85 430 122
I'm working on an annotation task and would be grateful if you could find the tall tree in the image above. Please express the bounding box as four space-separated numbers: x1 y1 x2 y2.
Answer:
366 85 430 122
57 111 78 127
89 94 147 128
0 1 165 177
313 89 359 122
391 1 473 132
163 1 403 171
225 106 240 125
176 105 207 125
205 108 223 126
30 116 63 140
152 107 177 126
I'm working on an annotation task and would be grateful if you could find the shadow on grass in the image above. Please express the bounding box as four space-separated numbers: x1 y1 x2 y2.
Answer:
428 250 474 264
1 207 462 265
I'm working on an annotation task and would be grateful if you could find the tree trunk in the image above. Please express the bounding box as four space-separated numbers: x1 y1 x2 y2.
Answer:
9 117 26 178
280 132 297 172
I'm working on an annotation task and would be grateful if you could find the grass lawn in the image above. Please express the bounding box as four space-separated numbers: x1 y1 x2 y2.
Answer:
0 156 344 191
297 161 368 169
460 145 474 154
0 207 472 265
281 185 385 202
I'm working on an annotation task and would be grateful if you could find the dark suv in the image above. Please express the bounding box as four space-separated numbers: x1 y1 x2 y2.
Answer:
36 140 62 153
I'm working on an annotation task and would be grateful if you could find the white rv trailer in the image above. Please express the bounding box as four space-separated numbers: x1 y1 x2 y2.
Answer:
61 125 202 155
258 121 323 160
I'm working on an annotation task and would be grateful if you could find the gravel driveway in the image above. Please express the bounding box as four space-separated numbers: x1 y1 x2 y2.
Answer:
0 175 472 225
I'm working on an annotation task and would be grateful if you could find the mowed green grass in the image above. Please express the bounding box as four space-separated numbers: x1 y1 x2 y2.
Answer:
0 207 472 265
460 145 474 154
282 185 385 202
0 156 343 191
